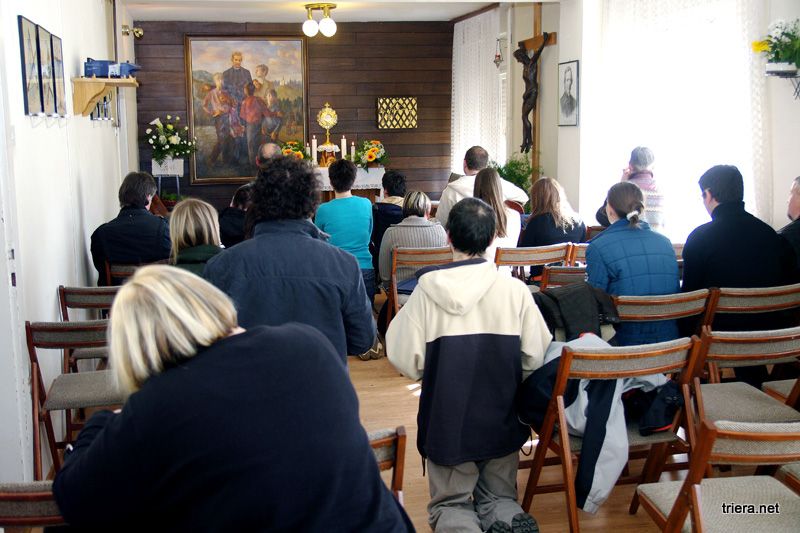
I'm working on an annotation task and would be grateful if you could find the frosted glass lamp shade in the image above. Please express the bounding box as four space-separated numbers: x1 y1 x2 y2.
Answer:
319 16 337 37
302 19 319 37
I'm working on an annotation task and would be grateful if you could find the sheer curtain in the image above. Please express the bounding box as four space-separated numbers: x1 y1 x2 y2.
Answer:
451 9 506 173
581 0 768 241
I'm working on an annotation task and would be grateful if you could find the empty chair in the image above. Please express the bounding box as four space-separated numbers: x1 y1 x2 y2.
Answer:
58 285 119 367
519 337 699 532
584 225 605 241
104 259 168 286
0 480 64 527
26 321 123 479
494 243 571 282
389 246 452 321
539 265 586 291
368 426 407 504
567 242 588 266
637 418 800 532
613 289 710 340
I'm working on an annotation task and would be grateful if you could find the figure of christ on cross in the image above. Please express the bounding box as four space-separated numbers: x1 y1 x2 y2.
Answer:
513 32 550 154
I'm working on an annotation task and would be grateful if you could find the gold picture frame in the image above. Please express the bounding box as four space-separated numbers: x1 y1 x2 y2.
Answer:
376 96 418 130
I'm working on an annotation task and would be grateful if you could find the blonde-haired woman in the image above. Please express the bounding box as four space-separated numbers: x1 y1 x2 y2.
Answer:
53 266 413 531
169 198 222 275
473 168 522 267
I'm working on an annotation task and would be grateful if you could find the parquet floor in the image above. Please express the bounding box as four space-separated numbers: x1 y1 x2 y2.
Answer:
350 356 662 532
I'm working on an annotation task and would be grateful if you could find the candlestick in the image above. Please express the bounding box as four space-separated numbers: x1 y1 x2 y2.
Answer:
351 141 356 161
311 135 317 164
341 136 347 158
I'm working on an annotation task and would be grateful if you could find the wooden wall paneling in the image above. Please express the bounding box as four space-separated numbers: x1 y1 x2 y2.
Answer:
135 21 453 210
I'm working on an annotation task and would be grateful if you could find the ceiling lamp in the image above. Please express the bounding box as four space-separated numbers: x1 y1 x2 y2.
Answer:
303 3 337 38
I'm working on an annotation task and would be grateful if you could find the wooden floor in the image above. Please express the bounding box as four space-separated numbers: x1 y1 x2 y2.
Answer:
350 356 663 532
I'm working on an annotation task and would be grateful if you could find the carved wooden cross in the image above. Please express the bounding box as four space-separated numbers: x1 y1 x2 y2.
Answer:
515 3 557 179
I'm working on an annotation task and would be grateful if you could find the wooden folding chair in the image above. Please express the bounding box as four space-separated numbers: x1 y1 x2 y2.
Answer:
763 378 800 406
583 225 605 242
26 321 124 479
0 480 64 527
368 426 407 505
540 265 586 291
702 282 800 329
519 337 701 532
613 289 710 339
494 243 571 282
388 246 452 323
638 417 800 532
58 285 119 369
567 243 588 266
104 259 169 286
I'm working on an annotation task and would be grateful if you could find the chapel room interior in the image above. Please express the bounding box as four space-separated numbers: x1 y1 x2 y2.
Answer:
1 0 800 531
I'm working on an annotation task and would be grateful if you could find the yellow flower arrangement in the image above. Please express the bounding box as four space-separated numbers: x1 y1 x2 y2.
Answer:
752 19 800 67
280 140 310 160
351 140 389 169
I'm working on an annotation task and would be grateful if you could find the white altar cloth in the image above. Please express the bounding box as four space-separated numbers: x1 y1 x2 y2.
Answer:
315 166 384 197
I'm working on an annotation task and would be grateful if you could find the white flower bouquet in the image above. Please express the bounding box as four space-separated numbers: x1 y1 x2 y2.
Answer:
146 115 197 164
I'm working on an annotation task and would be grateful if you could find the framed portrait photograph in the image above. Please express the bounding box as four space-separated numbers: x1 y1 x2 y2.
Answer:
558 60 579 127
37 25 56 116
51 34 67 116
18 16 42 115
185 36 308 184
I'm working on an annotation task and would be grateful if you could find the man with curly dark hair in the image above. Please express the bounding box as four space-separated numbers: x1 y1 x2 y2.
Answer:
204 156 376 362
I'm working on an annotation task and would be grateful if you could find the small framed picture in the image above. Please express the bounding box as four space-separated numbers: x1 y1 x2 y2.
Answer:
18 16 42 115
558 60 579 127
51 34 67 116
37 25 56 116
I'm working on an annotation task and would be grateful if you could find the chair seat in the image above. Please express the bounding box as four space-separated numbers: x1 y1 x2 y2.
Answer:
700 382 800 423
71 347 108 360
779 462 800 485
44 370 124 410
638 476 800 533
558 420 678 453
763 379 796 400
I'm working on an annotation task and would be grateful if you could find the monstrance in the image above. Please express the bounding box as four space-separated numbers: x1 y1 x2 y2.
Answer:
316 102 340 167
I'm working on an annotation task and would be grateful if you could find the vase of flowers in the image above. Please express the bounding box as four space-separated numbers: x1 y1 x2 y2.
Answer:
753 19 800 75
351 140 389 170
146 115 197 176
280 140 311 160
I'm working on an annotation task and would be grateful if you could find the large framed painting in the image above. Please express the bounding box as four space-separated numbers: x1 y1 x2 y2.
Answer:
51 34 67 116
558 60 579 127
37 25 56 116
18 16 41 115
185 36 308 184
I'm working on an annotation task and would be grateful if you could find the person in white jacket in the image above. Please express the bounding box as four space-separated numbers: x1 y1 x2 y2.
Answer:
386 197 551 533
435 146 529 227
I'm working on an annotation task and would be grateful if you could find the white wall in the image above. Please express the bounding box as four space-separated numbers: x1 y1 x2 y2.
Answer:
0 0 135 481
768 0 800 228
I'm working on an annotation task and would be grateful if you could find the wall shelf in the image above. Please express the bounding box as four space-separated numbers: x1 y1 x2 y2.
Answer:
766 71 800 100
71 76 139 116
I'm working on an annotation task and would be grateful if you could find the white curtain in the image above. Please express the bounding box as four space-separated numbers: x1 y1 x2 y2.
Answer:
581 0 768 240
451 9 506 173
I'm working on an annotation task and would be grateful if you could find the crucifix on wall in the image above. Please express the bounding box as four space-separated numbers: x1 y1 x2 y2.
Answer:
514 4 557 177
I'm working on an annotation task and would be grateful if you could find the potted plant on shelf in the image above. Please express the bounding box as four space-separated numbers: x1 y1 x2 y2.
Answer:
146 114 197 176
490 153 541 213
349 140 389 170
753 19 800 75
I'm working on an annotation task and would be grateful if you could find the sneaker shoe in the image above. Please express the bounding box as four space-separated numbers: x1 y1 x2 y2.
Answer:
511 513 539 533
487 520 512 533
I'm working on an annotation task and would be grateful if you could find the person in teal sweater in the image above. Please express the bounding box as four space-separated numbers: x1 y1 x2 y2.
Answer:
315 159 375 304
170 198 222 275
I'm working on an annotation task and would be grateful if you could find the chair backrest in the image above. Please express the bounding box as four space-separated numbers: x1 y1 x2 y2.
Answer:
703 283 800 327
696 325 800 371
584 225 605 241
613 289 709 323
368 426 407 504
390 246 453 315
58 285 119 321
540 265 586 291
0 481 64 527
26 320 108 377
105 258 169 286
672 242 684 260
567 242 588 266
504 199 525 214
494 244 571 268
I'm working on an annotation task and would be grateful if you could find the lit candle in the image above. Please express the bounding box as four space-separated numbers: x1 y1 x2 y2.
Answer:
341 136 347 157
311 135 317 164
351 141 356 161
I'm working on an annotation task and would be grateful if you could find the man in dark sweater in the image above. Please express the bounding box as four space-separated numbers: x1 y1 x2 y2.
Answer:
90 171 170 285
778 176 800 270
682 165 798 385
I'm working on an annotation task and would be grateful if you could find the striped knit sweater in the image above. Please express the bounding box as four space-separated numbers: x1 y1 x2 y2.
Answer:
378 216 448 284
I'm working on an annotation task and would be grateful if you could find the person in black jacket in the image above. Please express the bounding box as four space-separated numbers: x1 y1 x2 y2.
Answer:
53 266 412 532
778 176 800 270
371 170 407 272
218 182 252 248
90 171 170 285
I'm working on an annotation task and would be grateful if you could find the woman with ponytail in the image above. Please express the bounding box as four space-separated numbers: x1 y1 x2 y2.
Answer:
586 182 679 345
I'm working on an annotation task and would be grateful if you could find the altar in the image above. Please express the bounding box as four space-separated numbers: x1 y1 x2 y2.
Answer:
316 166 384 203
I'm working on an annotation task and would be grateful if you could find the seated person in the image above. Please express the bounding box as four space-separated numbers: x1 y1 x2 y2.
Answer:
520 177 586 277
170 198 222 275
53 266 412 531
371 170 407 272
778 175 800 270
90 171 170 285
315 159 375 304
218 183 252 248
587 182 679 346
473 168 522 267
204 156 375 363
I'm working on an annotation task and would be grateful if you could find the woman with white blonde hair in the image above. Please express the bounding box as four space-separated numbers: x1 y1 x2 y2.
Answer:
53 265 413 531
169 197 222 275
